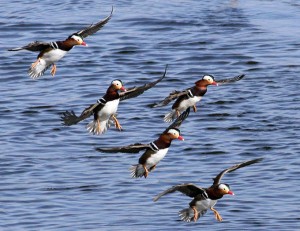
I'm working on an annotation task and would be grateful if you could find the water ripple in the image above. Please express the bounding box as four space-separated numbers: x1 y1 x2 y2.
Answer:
0 0 299 230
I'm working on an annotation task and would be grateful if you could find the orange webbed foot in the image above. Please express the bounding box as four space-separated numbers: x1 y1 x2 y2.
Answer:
50 64 57 76
31 58 41 68
193 105 197 112
143 165 149 178
210 207 223 222
192 206 199 222
112 115 122 131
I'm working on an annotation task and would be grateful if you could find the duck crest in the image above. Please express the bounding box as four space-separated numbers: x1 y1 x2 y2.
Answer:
195 78 213 87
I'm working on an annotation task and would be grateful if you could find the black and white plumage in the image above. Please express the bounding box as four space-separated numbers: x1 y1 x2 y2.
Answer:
61 65 168 135
96 107 190 178
153 74 245 122
153 158 263 222
8 7 113 79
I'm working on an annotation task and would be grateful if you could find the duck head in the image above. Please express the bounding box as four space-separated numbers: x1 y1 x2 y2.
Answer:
67 34 87 46
195 74 218 87
111 79 126 91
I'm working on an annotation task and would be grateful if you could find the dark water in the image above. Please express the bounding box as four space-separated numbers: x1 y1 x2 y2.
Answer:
1 0 300 230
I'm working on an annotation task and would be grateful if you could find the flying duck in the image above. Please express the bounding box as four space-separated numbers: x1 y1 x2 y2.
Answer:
153 158 263 222
61 65 168 135
96 107 190 178
8 7 113 79
153 73 245 122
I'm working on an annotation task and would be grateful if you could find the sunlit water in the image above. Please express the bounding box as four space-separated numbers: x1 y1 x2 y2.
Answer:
0 0 299 230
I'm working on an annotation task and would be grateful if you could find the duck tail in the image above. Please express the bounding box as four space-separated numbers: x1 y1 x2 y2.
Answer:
178 207 207 222
178 208 195 222
130 164 146 178
163 110 177 123
28 58 50 79
86 119 110 135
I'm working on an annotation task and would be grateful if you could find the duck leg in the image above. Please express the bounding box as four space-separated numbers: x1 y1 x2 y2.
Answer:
112 114 122 131
192 206 199 222
149 164 156 171
31 58 41 68
50 63 57 76
193 105 197 112
210 207 223 222
143 165 149 178
96 119 101 135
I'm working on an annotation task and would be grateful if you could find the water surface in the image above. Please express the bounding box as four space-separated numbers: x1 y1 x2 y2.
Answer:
0 0 299 230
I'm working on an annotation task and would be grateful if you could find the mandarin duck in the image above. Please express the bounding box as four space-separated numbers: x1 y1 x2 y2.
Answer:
153 74 245 122
8 7 113 79
96 107 190 178
153 158 263 222
61 65 168 135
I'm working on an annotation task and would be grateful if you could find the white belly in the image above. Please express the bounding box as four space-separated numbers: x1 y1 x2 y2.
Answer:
42 49 68 63
195 199 217 212
146 148 169 167
97 99 120 120
178 96 202 110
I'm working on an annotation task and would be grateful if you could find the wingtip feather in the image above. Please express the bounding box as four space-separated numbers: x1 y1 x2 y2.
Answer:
153 196 159 202
8 47 22 51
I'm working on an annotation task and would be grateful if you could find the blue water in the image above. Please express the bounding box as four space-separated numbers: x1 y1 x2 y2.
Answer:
1 0 300 230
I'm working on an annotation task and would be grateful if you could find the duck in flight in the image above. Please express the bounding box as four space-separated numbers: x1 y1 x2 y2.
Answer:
96 107 190 178
61 65 168 135
8 7 113 79
153 158 263 222
152 73 245 122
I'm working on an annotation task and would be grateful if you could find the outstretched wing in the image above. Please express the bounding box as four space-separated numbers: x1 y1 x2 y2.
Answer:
76 7 113 39
216 74 245 85
119 65 168 101
152 88 191 108
153 183 206 201
8 41 51 52
96 143 150 153
163 107 190 133
61 102 101 126
213 158 263 185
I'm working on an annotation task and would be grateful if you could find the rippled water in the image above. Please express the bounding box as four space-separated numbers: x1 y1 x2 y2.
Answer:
1 0 300 230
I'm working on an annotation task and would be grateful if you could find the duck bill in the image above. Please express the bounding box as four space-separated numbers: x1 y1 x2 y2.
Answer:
177 135 184 141
212 81 218 86
120 86 126 92
81 41 88 46
227 190 234 195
